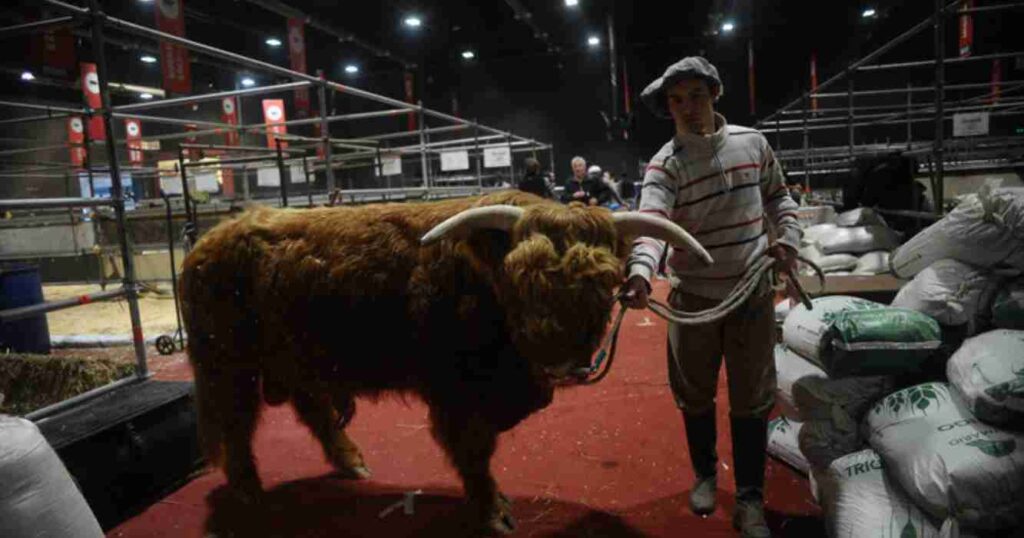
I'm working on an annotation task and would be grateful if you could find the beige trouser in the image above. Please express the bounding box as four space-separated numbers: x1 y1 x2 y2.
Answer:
666 277 777 418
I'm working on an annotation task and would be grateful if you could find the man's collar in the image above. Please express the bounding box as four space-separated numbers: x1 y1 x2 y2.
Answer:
673 112 728 153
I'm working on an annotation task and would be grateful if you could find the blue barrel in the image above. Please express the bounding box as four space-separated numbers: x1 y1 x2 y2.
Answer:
0 265 51 354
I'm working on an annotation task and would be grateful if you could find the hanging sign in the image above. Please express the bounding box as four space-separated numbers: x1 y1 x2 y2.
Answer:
262 99 288 149
79 62 105 141
440 150 470 172
125 118 143 165
483 146 511 169
155 0 192 94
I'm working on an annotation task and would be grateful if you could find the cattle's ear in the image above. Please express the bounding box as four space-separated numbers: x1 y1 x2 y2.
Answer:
460 229 513 274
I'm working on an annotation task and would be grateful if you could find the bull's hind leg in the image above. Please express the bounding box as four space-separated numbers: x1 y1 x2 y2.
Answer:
208 365 263 502
291 391 371 479
430 407 515 536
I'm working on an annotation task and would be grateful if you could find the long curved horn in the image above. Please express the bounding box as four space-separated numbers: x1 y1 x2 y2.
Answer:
421 205 526 245
613 212 714 266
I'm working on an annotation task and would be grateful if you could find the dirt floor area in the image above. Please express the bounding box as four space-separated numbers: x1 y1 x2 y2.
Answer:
43 284 181 337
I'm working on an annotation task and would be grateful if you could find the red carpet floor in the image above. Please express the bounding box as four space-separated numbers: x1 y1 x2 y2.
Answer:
110 280 822 537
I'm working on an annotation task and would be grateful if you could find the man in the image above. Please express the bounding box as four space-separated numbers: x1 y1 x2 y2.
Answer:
562 159 615 206
621 57 801 538
517 157 554 199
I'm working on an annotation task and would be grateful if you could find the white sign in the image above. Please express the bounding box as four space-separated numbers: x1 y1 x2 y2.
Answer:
290 164 306 183
377 154 402 176
257 166 281 187
160 176 183 195
194 170 219 193
483 146 511 169
440 150 470 172
953 112 990 137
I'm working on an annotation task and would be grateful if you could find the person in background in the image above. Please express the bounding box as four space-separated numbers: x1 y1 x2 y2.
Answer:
620 56 801 538
517 157 554 199
561 156 590 204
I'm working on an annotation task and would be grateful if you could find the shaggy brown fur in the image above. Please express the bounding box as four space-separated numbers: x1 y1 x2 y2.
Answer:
180 190 629 534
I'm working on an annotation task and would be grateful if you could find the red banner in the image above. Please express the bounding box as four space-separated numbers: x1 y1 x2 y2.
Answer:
810 53 818 113
959 0 973 58
991 58 1003 105
79 62 105 141
125 118 143 165
155 0 191 94
748 39 756 116
183 123 198 160
262 99 288 149
220 97 240 146
67 116 86 169
287 18 310 118
404 71 416 131
37 12 74 76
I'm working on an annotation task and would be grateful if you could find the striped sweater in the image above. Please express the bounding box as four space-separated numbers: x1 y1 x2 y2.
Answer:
628 113 802 300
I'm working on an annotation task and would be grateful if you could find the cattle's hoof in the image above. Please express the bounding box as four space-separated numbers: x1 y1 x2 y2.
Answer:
481 493 516 536
333 463 372 480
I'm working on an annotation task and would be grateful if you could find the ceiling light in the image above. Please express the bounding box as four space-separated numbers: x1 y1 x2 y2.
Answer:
241 77 256 87
404 16 422 28
139 93 154 100
862 8 877 18
20 71 35 81
265 37 282 47
565 0 578 6
140 55 157 63
462 50 475 59
587 36 600 46
721 22 735 33
345 64 359 74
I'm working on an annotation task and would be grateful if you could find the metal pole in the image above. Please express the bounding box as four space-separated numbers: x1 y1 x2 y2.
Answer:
0 113 72 126
88 0 148 378
83 126 95 197
418 101 428 190
0 99 85 115
160 192 184 350
302 155 313 207
275 138 288 207
958 2 1024 14
934 0 946 214
848 76 855 159
907 82 913 149
507 135 515 186
113 81 311 112
177 148 196 242
0 16 77 40
802 97 810 191
317 71 335 192
855 51 1023 72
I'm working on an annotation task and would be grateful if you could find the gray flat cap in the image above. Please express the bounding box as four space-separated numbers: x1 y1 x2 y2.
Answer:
640 56 723 119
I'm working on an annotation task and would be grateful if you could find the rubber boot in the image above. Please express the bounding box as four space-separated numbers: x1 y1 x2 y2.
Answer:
731 416 771 538
683 411 718 516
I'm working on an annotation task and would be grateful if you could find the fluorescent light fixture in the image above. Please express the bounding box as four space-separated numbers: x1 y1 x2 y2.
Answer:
241 77 256 87
20 71 35 81
404 16 422 28
139 93 154 100
862 8 876 18
721 21 735 33
345 64 359 74
265 37 282 47
462 50 475 59
565 0 579 6
587 36 600 46
140 55 158 63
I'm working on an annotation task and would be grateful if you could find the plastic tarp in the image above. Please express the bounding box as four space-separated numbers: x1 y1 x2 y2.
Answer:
891 259 1004 336
946 329 1024 427
852 250 892 275
818 225 901 255
835 207 888 228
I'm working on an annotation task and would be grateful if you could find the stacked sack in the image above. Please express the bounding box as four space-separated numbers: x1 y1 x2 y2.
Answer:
799 207 901 277
768 296 941 475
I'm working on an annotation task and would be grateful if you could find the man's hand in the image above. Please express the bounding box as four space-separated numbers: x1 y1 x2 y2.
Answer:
620 275 651 310
770 242 799 275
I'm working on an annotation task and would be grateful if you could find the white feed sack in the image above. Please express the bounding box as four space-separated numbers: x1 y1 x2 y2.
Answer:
784 295 883 367
891 187 1024 278
774 344 827 421
891 259 1004 335
835 207 888 228
767 417 809 474
818 225 902 255
798 244 857 275
864 382 1024 531
815 449 949 538
801 223 839 247
947 329 1024 427
774 300 793 324
852 250 892 275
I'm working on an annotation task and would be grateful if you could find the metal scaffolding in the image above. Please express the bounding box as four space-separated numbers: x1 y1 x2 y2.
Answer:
755 1 1024 214
0 0 553 419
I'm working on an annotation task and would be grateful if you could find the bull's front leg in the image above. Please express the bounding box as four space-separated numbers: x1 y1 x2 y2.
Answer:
430 406 516 535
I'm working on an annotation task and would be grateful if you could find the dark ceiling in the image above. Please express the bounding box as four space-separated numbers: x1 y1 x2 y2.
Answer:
2 0 1020 178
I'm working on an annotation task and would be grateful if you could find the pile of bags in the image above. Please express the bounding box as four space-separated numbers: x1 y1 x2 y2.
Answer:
799 207 901 276
769 188 1024 536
